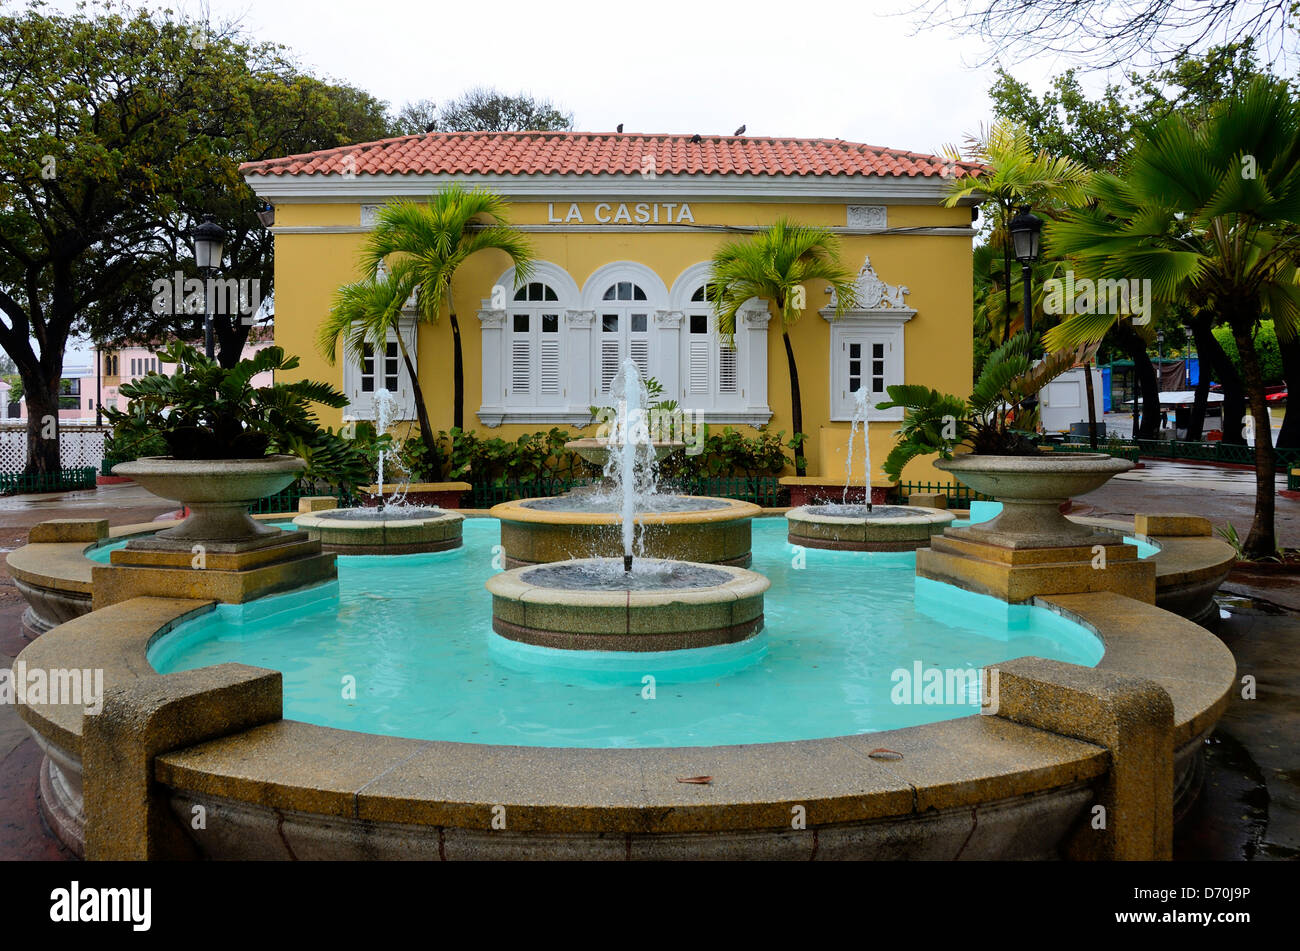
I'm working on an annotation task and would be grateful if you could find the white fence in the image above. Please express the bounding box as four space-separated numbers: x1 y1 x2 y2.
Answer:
0 424 109 474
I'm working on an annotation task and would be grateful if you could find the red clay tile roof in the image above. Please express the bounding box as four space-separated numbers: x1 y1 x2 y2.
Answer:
240 132 982 180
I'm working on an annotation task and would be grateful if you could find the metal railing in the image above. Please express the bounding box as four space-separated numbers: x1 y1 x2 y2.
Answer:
0 466 97 495
889 480 994 505
1058 437 1300 469
467 475 789 508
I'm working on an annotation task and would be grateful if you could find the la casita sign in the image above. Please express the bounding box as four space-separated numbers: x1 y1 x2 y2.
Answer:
546 202 695 224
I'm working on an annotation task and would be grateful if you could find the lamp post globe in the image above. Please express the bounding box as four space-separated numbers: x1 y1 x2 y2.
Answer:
192 216 227 358
1008 206 1042 335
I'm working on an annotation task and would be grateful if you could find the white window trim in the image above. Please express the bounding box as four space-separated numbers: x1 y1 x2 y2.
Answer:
821 257 916 423
342 317 418 422
477 260 587 427
668 262 772 425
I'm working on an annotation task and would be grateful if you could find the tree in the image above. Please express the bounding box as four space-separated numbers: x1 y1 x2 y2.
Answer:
0 3 395 477
910 0 1297 71
988 42 1276 442
942 121 1092 349
318 271 442 470
391 98 440 136
709 219 861 477
1045 79 1300 558
434 87 574 132
324 185 535 437
87 24 393 369
0 4 253 473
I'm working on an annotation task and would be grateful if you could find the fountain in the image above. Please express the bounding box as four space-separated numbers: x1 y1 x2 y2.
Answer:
293 388 464 554
786 388 953 550
491 368 760 567
487 360 769 651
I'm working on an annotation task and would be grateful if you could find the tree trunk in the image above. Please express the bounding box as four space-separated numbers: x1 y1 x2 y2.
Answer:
1186 315 1216 441
394 333 441 478
1201 327 1246 444
1231 315 1276 558
23 376 61 475
782 330 807 477
1115 324 1161 439
450 311 464 432
1278 334 1300 450
1084 361 1098 449
213 314 254 370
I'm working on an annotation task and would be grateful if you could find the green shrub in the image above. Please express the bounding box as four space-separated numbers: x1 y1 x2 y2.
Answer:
1211 321 1283 385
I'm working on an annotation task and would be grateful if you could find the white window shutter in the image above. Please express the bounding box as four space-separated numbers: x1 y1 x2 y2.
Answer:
540 338 561 395
629 338 650 385
600 338 621 394
688 339 710 394
510 340 531 394
718 343 738 394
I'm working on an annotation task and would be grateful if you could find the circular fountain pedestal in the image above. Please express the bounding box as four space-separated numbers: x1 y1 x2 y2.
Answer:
786 504 953 551
294 507 464 554
491 494 760 567
486 557 769 651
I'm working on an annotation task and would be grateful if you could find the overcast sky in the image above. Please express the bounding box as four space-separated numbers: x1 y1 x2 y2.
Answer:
52 0 1129 156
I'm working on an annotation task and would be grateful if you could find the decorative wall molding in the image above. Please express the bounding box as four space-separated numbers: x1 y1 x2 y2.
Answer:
360 204 381 227
740 306 772 328
476 309 505 329
846 205 887 231
655 309 684 328
565 309 596 326
823 257 916 317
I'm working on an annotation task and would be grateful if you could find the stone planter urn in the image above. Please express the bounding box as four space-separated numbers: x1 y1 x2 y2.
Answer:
564 438 684 467
936 452 1133 548
112 455 305 551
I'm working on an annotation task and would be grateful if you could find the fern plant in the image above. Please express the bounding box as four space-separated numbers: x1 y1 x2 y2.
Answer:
877 334 1095 480
106 342 349 460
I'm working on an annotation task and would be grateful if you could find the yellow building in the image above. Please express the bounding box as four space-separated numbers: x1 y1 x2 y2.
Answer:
242 132 977 482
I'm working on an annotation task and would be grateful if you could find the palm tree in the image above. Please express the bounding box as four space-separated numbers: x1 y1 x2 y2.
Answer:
709 218 860 476
318 269 445 471
322 185 535 445
1044 78 1300 558
943 121 1092 344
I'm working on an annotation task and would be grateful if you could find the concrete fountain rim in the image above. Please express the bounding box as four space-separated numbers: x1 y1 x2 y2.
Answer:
490 495 761 526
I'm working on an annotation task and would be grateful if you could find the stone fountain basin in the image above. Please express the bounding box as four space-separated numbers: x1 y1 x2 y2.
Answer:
490 496 761 568
936 452 1135 550
486 557 769 651
935 452 1133 502
787 504 954 551
112 455 305 505
294 509 464 555
111 455 305 548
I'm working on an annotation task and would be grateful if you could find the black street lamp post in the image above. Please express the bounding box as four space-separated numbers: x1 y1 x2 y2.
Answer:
1008 206 1043 336
192 216 227 359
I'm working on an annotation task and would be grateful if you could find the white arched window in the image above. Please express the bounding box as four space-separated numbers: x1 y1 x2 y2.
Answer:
596 280 652 393
477 261 588 427
668 264 772 425
507 281 563 402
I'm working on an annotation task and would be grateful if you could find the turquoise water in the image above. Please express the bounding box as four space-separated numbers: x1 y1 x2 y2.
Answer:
148 518 1105 748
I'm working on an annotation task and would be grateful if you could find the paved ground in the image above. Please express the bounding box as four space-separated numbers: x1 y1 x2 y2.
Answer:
0 472 1295 861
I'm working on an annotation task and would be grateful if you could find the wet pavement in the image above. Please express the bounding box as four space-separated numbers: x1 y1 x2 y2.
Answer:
0 473 1295 861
